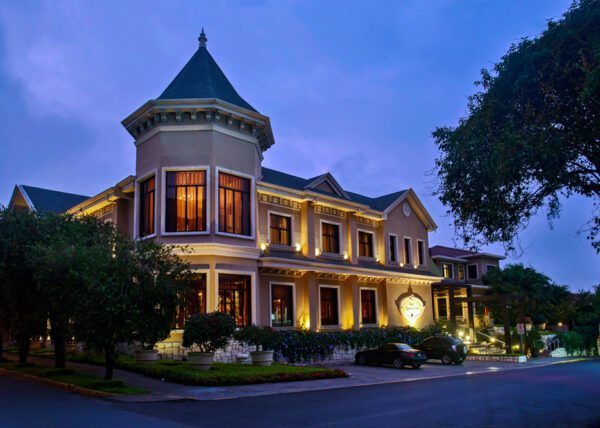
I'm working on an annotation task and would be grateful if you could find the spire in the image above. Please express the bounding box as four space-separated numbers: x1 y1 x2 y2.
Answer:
198 28 207 48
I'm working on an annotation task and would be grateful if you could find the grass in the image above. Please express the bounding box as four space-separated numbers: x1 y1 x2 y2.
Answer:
68 353 347 386
0 362 148 395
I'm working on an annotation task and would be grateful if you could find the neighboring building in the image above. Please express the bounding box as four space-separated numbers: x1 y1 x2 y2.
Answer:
429 245 505 332
8 31 503 341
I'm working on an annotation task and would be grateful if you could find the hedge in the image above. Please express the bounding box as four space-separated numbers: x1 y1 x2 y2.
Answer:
275 325 441 363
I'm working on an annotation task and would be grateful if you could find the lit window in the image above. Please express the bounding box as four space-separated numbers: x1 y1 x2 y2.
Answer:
219 173 251 236
442 263 454 279
322 222 340 254
218 274 251 327
361 289 377 325
358 231 374 258
271 284 294 327
139 176 155 237
320 287 339 326
270 214 291 246
165 171 206 232
175 274 207 329
457 265 465 280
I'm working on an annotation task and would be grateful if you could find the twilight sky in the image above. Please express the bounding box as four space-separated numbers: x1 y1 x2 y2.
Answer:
0 0 597 290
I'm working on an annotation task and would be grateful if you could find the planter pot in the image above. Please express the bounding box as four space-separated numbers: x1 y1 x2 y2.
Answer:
250 350 274 367
187 352 214 371
134 349 159 362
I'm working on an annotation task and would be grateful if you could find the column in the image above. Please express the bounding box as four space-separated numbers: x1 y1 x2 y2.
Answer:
347 213 358 264
302 271 318 330
301 201 315 259
345 275 360 330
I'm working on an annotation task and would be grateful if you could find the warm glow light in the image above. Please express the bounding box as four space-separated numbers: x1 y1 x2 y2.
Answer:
315 248 321 256
259 242 267 251
413 264 418 269
490 337 496 343
458 331 464 337
295 243 301 252
375 257 380 263
399 262 404 268
343 253 349 261
558 322 563 327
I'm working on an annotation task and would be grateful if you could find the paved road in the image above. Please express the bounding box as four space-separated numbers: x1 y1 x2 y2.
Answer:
1 360 599 427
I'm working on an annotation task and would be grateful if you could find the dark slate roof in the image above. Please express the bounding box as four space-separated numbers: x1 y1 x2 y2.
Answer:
429 245 475 258
260 167 407 212
158 45 257 112
20 185 89 214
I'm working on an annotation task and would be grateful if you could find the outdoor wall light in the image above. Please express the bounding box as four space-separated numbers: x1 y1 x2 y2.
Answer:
375 256 380 263
413 264 418 269
343 253 349 261
260 242 267 251
315 248 321 256
399 262 404 268
295 243 301 252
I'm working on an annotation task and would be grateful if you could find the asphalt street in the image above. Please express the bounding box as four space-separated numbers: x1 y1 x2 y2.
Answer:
1 360 599 427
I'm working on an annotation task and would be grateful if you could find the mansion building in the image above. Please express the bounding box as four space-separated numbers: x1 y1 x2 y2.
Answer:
8 31 503 338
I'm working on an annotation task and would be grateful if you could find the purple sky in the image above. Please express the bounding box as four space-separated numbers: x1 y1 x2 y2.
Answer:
0 1 597 290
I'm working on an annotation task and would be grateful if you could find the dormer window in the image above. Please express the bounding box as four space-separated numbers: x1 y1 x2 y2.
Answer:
219 172 251 236
358 231 374 258
139 176 155 237
165 171 206 233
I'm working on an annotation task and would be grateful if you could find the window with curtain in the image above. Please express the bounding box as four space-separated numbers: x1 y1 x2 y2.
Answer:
165 171 206 233
358 231 374 258
218 172 251 236
271 284 294 327
175 274 207 329
218 274 251 327
442 263 454 279
320 287 339 326
322 222 340 254
361 289 376 325
389 235 398 263
457 265 465 280
403 237 412 264
139 176 155 237
269 214 291 246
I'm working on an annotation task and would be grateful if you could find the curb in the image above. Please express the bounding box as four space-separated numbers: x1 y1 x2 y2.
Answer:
0 367 116 399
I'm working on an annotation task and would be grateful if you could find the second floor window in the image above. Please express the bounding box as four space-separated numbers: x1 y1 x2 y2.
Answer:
389 235 398 263
165 171 206 233
442 263 454 279
358 231 374 258
468 264 478 280
139 176 155 237
219 172 251 236
403 237 412 265
418 240 425 265
322 222 340 254
270 214 291 246
457 265 465 280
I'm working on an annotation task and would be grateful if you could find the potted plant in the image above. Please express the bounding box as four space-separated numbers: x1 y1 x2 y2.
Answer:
182 312 236 370
235 325 281 366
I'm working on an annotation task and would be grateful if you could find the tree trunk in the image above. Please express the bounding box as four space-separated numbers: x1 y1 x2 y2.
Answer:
104 345 115 380
51 318 66 369
18 336 30 364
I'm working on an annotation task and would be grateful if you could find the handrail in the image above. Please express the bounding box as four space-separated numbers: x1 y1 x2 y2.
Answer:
475 330 506 346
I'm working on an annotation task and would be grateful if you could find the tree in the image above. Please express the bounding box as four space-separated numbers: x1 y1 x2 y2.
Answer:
484 264 569 324
433 0 600 253
0 207 46 363
73 225 190 379
29 214 104 368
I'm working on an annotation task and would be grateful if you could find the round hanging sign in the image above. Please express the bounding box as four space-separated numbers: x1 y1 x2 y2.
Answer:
399 294 425 321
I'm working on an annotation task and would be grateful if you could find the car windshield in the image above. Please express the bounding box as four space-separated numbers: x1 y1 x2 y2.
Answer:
396 344 414 351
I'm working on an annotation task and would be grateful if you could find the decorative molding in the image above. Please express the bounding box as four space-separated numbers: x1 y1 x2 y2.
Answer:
91 204 114 222
314 204 346 218
356 216 378 227
258 193 301 211
259 267 304 277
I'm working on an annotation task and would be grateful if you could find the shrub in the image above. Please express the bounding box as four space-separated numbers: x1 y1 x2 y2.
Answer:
182 312 236 353
235 325 281 351
558 331 587 355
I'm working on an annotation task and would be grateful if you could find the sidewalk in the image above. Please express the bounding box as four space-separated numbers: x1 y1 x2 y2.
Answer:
5 354 592 402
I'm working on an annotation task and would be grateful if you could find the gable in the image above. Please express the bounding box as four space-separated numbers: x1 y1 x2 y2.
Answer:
315 181 337 194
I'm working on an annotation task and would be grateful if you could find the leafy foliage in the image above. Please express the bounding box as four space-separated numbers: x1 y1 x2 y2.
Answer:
234 325 281 351
433 0 600 252
182 312 236 353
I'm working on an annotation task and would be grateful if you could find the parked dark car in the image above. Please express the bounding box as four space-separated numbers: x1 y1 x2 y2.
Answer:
355 343 427 369
415 335 468 364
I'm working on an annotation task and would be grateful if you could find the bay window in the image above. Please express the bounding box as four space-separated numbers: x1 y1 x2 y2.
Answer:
175 273 206 328
218 172 251 236
165 170 206 233
218 274 251 327
271 284 294 327
139 176 155 237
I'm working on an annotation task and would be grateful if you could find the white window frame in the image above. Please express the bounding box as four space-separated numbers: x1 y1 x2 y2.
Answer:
215 167 256 240
442 262 454 279
133 168 159 240
319 219 342 255
457 264 466 281
417 239 426 266
359 286 378 327
318 284 341 328
267 210 294 248
160 166 211 236
467 263 479 280
402 236 413 266
269 281 296 328
173 268 211 332
388 233 399 264
357 228 376 259
215 270 257 325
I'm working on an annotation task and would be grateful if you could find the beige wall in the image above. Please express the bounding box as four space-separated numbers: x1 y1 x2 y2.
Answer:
385 282 434 329
256 202 301 249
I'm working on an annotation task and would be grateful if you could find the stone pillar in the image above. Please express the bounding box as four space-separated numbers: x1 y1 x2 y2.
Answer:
303 271 318 330
301 201 315 259
345 275 360 330
347 213 358 264
378 279 388 327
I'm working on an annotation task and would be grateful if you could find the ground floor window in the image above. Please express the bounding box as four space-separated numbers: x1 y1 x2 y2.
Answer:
218 274 251 327
271 284 294 327
175 273 206 328
320 286 339 326
360 289 377 325
436 297 448 319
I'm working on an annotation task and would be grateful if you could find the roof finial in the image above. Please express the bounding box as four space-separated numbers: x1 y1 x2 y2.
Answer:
199 28 207 48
